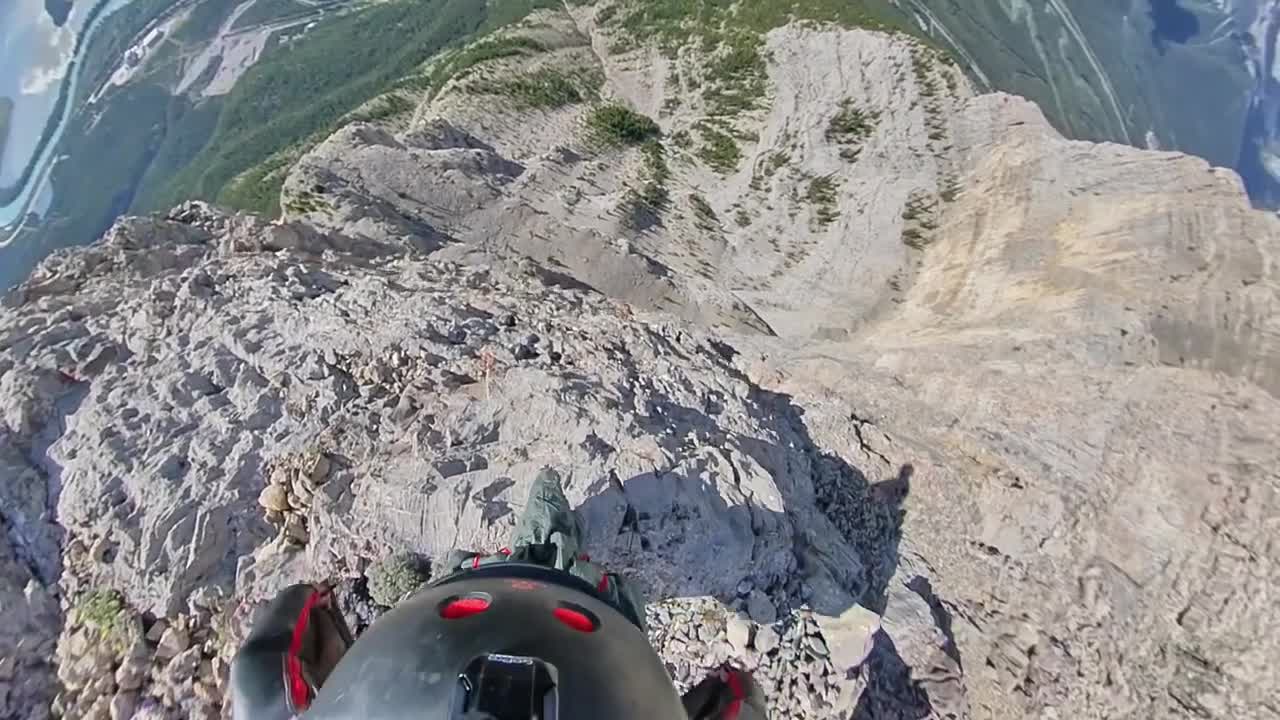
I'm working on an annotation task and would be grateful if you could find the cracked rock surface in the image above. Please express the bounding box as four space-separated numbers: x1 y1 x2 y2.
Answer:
1 202 916 718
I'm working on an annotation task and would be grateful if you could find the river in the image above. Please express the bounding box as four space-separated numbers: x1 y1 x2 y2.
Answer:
0 0 77 187
0 0 138 236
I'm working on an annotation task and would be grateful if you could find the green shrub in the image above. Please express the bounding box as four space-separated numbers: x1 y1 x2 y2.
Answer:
807 175 839 205
939 176 960 203
367 552 432 606
902 226 929 249
901 193 931 221
827 99 879 144
587 104 660 145
76 589 125 638
689 193 717 227
284 189 330 214
806 174 840 226
697 125 741 173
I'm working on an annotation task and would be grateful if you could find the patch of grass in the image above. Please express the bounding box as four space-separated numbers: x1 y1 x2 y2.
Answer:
807 175 839 204
466 67 599 108
456 35 548 68
609 36 639 53
597 0 954 119
76 589 126 639
367 552 432 606
702 31 768 115
284 189 330 214
696 124 741 173
350 92 416 123
587 103 660 145
419 35 548 95
806 174 840 226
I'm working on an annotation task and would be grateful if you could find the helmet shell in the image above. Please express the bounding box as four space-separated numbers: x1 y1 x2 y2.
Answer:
305 563 686 719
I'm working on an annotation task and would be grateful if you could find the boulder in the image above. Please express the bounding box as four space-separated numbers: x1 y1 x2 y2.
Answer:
814 605 880 672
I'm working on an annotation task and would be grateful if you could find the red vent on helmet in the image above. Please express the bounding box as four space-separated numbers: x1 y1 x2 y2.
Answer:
553 604 599 633
440 595 492 619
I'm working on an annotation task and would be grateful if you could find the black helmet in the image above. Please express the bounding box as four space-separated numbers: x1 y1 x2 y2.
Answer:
303 562 687 719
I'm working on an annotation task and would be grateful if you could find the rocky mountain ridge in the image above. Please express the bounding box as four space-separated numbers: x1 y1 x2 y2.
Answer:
1 6 1276 720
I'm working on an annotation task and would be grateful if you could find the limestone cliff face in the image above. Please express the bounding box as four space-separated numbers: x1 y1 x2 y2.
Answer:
1 7 1277 720
747 93 1280 719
